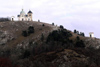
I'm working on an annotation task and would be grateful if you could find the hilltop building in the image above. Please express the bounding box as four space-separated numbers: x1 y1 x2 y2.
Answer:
89 32 94 38
11 16 15 21
17 9 33 21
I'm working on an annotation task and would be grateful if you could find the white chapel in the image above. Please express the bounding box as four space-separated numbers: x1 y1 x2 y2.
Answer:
17 9 33 21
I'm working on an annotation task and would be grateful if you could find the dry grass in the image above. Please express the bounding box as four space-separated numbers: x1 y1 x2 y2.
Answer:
0 21 56 47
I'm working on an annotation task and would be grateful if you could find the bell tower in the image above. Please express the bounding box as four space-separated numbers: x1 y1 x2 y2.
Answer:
27 10 33 21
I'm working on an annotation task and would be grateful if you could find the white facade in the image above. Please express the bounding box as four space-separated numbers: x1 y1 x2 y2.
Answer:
11 16 15 21
89 32 94 38
17 9 33 21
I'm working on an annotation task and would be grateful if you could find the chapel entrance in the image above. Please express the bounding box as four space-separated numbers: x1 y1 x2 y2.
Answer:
12 18 14 21
22 19 24 21
90 34 91 37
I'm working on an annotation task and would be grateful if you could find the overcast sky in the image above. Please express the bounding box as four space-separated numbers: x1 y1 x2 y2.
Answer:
0 0 100 38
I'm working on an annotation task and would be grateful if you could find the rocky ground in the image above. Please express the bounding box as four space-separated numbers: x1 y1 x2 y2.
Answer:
0 21 100 67
0 21 58 47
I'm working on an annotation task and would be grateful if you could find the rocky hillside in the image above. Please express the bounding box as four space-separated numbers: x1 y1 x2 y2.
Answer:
0 21 58 46
0 21 100 67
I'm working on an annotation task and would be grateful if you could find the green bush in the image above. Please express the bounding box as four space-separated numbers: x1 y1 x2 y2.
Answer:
74 29 77 33
23 50 30 59
75 40 85 48
41 33 44 41
22 30 28 37
52 23 54 26
42 24 45 26
60 25 64 29
28 26 34 34
22 26 35 37
46 29 72 48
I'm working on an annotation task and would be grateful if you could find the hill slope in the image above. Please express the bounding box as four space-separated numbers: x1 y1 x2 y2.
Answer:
0 21 58 46
0 21 100 67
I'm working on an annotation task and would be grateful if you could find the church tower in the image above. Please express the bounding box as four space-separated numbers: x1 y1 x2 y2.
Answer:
27 10 33 21
17 9 26 21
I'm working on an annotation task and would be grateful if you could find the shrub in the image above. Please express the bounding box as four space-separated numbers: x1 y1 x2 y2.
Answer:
0 57 18 67
0 57 12 67
80 32 85 37
41 33 44 41
76 36 80 41
42 24 45 26
23 50 30 59
74 29 77 33
22 26 35 37
52 23 54 26
46 29 72 44
76 31 79 35
22 30 28 37
74 30 85 37
60 25 64 29
28 26 34 34
75 40 85 48
0 18 10 22
38 20 40 22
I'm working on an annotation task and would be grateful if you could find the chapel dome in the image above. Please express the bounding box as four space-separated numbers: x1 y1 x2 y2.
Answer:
20 9 26 15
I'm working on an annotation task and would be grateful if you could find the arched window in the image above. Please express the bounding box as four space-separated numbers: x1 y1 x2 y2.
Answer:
28 18 30 21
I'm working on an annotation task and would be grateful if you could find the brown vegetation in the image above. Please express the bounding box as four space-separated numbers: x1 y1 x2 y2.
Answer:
0 21 100 67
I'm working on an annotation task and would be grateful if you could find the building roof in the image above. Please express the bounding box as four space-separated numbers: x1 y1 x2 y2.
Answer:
25 15 28 17
11 16 15 18
20 9 26 15
17 9 33 17
28 10 32 13
17 15 20 17
89 32 94 34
